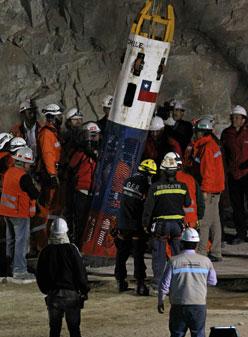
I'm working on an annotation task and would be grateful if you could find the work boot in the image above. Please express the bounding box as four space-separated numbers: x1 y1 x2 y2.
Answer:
136 281 149 296
117 279 129 292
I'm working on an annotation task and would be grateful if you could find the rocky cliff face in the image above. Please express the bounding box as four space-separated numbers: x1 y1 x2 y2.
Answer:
0 0 247 130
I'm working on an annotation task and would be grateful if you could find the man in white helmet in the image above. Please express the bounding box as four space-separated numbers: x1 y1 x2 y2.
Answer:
221 105 248 244
158 228 217 337
0 146 39 282
142 152 191 291
65 107 84 130
192 118 225 262
66 121 100 247
97 94 113 134
36 217 89 337
170 100 193 154
61 108 84 178
10 98 42 159
37 104 63 217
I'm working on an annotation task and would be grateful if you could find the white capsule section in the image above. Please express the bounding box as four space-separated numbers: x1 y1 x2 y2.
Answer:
109 33 170 130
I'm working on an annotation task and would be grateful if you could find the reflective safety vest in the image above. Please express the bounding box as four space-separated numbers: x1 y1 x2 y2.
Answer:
176 170 197 223
0 166 36 218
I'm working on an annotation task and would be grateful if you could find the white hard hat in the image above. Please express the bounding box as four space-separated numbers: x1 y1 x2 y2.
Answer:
0 133 13 150
19 99 34 113
66 107 83 120
150 116 164 131
42 104 62 116
82 121 101 133
12 146 34 164
9 137 27 153
195 118 213 131
164 116 176 126
181 228 200 242
160 152 181 171
231 105 247 117
50 218 68 235
102 95 113 108
174 100 185 111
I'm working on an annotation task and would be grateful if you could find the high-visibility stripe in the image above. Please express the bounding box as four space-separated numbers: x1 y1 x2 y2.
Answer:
154 215 184 220
214 150 221 158
1 193 16 201
173 267 209 274
0 200 16 209
154 189 186 196
184 207 194 213
123 187 143 198
123 191 142 199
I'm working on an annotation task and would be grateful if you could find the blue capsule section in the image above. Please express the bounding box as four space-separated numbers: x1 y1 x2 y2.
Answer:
82 120 148 257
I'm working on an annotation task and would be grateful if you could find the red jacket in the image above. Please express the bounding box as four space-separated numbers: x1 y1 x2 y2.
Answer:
0 166 36 218
193 134 225 193
143 133 182 165
176 170 197 224
69 151 96 191
221 124 248 180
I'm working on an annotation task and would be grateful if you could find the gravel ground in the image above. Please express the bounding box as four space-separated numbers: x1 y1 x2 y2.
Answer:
0 277 247 337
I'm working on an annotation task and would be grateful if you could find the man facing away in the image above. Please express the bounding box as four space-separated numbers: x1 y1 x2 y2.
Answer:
158 228 217 337
36 217 89 337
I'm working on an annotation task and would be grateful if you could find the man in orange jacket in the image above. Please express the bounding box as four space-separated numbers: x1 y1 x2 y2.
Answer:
0 147 39 281
192 118 225 262
38 103 63 210
36 104 63 248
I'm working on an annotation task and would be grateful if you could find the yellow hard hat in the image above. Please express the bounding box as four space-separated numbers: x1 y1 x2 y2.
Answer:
138 159 157 175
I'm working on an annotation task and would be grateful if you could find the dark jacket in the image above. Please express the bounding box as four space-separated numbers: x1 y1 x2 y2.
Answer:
172 120 193 154
36 243 89 295
142 175 191 228
118 172 150 231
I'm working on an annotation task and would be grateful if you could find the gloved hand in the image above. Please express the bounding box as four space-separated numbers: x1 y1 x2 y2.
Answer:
49 175 59 188
157 303 164 314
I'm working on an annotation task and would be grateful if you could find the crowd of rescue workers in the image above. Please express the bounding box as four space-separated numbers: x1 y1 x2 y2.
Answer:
0 96 247 337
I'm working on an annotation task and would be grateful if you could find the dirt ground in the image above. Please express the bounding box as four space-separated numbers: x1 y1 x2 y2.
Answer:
0 276 247 337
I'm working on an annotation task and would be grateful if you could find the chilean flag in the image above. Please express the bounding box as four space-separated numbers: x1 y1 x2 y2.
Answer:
138 80 158 103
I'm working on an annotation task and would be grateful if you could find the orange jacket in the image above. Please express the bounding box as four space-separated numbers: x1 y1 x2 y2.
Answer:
38 123 61 176
192 134 225 193
10 121 43 138
176 170 197 223
0 166 36 218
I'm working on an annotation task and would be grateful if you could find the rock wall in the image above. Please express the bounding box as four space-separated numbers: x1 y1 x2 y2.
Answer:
0 0 247 130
